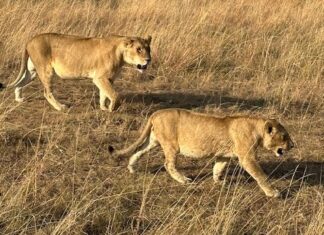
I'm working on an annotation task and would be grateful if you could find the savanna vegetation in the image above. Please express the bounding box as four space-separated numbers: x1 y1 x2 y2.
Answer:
0 0 323 234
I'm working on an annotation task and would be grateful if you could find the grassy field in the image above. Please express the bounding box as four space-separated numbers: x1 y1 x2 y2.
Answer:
0 0 323 234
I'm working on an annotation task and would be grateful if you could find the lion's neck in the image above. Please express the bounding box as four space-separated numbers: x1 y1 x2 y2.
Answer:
114 48 125 68
115 41 127 68
254 118 267 144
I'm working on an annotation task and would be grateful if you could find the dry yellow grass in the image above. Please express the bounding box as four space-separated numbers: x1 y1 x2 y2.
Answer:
0 0 323 234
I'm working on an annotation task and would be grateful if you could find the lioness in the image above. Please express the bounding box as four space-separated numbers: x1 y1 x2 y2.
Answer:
2 33 152 111
109 108 294 197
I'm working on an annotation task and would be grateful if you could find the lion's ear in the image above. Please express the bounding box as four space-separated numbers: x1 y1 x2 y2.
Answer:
264 120 277 135
125 38 134 47
265 121 274 135
146 35 152 45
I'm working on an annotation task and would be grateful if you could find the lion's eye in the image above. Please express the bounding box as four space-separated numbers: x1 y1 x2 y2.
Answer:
137 47 142 53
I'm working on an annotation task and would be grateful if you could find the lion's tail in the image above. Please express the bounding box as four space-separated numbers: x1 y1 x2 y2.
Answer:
109 117 153 159
1 49 29 89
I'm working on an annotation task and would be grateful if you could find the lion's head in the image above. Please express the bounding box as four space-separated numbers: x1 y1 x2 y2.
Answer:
263 119 294 157
122 36 152 73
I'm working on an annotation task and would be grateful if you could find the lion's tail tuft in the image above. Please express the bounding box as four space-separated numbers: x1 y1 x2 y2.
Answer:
108 117 153 160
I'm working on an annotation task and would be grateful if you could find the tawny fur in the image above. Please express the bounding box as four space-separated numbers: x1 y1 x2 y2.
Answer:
110 108 294 198
3 33 152 111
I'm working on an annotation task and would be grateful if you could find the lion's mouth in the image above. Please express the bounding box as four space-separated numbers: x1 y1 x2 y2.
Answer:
276 148 284 157
136 64 148 73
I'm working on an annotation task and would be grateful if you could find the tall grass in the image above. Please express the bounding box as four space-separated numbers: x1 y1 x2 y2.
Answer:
0 0 323 234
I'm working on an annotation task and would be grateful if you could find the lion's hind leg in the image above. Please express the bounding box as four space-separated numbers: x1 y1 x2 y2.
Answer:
14 70 31 103
38 66 67 111
14 58 37 102
213 157 229 183
128 132 158 173
161 144 192 184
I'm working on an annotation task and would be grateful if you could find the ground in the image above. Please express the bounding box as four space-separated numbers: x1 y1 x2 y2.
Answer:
0 0 323 234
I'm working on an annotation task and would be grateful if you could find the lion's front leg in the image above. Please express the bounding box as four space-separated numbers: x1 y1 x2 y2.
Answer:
99 89 108 111
239 155 280 198
93 77 119 112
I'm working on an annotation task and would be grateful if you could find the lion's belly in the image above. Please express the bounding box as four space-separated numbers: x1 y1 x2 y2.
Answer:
51 60 103 79
180 146 212 158
179 139 232 159
52 61 81 78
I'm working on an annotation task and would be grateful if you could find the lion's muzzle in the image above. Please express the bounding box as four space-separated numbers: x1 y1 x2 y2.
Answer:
137 64 148 70
136 58 151 73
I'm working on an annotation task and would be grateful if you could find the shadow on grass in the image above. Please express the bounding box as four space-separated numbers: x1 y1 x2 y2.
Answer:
121 90 266 111
148 160 323 187
264 161 323 186
121 90 314 114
